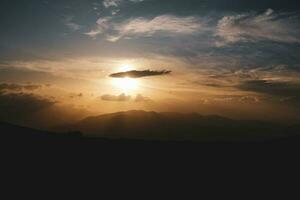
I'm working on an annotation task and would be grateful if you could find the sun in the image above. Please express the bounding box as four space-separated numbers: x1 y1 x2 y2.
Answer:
112 77 139 91
119 65 134 72
111 65 139 92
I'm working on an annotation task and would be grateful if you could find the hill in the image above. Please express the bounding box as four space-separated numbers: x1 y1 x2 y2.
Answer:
0 122 81 142
59 110 300 142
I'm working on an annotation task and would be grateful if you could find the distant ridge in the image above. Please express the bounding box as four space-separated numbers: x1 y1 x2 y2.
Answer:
0 121 81 141
59 110 300 142
1 117 300 145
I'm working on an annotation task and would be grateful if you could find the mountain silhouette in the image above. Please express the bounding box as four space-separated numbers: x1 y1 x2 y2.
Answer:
1 109 300 146
58 110 300 142
0 121 81 142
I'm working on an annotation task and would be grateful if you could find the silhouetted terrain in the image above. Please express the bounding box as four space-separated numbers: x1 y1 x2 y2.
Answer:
2 120 299 191
0 122 81 142
57 110 300 142
1 110 300 147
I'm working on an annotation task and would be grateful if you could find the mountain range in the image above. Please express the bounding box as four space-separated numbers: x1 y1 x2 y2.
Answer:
56 110 300 142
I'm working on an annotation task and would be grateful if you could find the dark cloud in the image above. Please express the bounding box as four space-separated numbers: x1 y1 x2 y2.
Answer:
237 80 300 105
238 80 299 96
110 70 171 78
70 93 83 98
101 93 131 101
0 90 92 129
0 92 56 123
0 83 42 92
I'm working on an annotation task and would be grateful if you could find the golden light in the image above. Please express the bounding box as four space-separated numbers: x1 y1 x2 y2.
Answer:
111 65 139 92
119 65 134 72
112 77 139 91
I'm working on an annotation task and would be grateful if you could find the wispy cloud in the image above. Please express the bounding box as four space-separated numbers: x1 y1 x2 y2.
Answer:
85 17 112 38
101 93 150 102
216 9 300 45
102 0 122 8
63 16 81 31
113 15 203 41
129 0 145 2
102 0 144 16
110 70 171 78
103 0 145 7
85 15 205 41
0 83 42 92
237 79 300 98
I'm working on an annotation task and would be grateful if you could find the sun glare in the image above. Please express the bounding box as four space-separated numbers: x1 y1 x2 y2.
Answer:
119 65 134 72
112 77 139 91
111 65 139 92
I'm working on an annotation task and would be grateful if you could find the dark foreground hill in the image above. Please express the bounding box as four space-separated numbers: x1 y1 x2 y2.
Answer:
2 118 300 164
58 110 300 142
1 119 300 146
3 121 300 185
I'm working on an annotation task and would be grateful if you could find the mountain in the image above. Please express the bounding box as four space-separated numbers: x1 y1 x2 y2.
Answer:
1 111 300 146
0 122 81 142
59 110 300 142
2 117 300 183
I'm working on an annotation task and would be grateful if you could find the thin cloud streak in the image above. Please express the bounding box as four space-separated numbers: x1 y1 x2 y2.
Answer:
103 0 122 8
102 0 144 8
101 93 131 101
85 15 205 41
216 9 300 45
0 83 42 92
110 70 171 78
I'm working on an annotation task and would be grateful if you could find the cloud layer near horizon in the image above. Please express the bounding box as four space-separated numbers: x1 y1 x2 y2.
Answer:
101 93 149 102
0 83 42 92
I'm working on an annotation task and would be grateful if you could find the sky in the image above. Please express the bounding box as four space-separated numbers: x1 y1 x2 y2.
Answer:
1 0 300 127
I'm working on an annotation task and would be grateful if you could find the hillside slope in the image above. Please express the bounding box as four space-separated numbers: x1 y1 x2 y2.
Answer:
61 110 300 142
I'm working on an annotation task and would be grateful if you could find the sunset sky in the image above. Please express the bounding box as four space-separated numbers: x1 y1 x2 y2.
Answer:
1 0 300 128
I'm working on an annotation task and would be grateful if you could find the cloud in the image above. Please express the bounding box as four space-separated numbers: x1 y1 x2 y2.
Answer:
110 70 171 78
0 91 91 128
0 92 56 122
85 15 204 41
84 17 112 38
103 0 122 8
238 80 286 94
129 0 144 2
101 93 131 101
237 80 300 104
0 83 42 92
239 96 260 104
102 0 144 8
100 93 150 102
135 94 150 102
114 15 202 39
63 16 81 31
70 93 83 99
216 9 300 45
